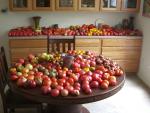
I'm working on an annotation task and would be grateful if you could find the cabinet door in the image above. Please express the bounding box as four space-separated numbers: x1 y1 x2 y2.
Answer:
33 0 55 11
121 0 140 12
78 0 100 11
9 0 32 11
101 0 121 11
56 0 77 11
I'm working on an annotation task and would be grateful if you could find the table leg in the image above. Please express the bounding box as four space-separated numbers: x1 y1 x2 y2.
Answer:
46 104 90 113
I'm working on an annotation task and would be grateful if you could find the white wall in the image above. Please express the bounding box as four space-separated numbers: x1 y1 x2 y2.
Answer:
136 1 150 87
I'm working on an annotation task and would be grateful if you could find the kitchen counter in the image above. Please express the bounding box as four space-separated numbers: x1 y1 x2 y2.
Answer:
9 35 142 39
9 36 142 73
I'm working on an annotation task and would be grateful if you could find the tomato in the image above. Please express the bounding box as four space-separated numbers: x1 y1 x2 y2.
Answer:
10 75 18 81
109 76 116 81
22 68 29 74
56 85 64 91
100 81 109 89
41 85 51 94
27 75 34 80
102 73 110 80
58 70 66 78
108 70 115 76
51 81 58 89
109 76 117 86
28 71 35 75
42 79 52 86
28 80 36 88
42 75 50 81
17 77 27 87
109 79 117 86
82 83 90 91
65 85 74 93
61 89 69 96
67 78 74 85
90 81 99 88
71 89 80 96
35 72 43 77
51 89 60 97
84 88 92 94
103 80 109 85
51 77 57 82
97 66 106 72
92 73 100 81
115 69 124 76
70 74 79 82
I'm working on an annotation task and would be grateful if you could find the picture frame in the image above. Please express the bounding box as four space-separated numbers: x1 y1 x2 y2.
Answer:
143 0 150 17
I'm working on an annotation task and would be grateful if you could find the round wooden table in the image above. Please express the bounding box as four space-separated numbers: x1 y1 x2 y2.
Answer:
9 74 125 113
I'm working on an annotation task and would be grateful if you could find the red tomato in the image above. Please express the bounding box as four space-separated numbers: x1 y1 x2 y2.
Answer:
108 70 115 76
103 80 109 85
65 85 74 93
100 81 109 89
42 79 52 86
56 85 64 91
51 77 57 82
26 75 34 81
51 81 58 89
67 78 74 85
90 81 99 88
84 88 92 94
28 80 36 88
51 89 60 97
41 85 51 94
115 69 124 76
10 75 18 81
109 76 117 86
102 73 110 80
92 73 100 81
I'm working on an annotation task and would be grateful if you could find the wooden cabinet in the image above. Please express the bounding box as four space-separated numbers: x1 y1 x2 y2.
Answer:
75 38 101 56
9 0 54 11
101 38 142 72
9 0 141 12
121 0 141 12
9 37 142 72
100 0 140 12
33 0 55 11
55 0 77 11
100 0 121 11
9 39 47 64
9 0 32 11
78 0 100 11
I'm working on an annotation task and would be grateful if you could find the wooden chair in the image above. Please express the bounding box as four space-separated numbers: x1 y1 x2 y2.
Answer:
0 46 43 113
47 36 75 53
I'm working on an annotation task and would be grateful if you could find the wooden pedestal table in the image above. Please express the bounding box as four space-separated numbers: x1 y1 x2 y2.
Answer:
9 74 125 113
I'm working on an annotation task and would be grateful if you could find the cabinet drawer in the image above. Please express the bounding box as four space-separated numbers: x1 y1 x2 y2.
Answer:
76 47 100 55
76 39 101 47
102 47 141 60
10 48 47 59
102 39 142 47
9 39 47 48
114 60 139 72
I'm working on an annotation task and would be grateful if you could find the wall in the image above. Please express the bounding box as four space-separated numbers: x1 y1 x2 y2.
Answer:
0 0 133 65
136 1 150 87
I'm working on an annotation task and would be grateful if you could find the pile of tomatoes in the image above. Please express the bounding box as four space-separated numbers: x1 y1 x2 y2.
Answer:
10 50 124 97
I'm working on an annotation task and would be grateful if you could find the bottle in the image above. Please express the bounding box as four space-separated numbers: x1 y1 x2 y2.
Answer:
122 19 129 30
128 16 134 30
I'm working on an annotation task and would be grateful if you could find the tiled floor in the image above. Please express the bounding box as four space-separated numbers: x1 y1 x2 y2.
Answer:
0 74 150 113
84 74 150 113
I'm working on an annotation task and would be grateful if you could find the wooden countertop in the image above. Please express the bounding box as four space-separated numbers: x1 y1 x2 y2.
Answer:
9 36 142 40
